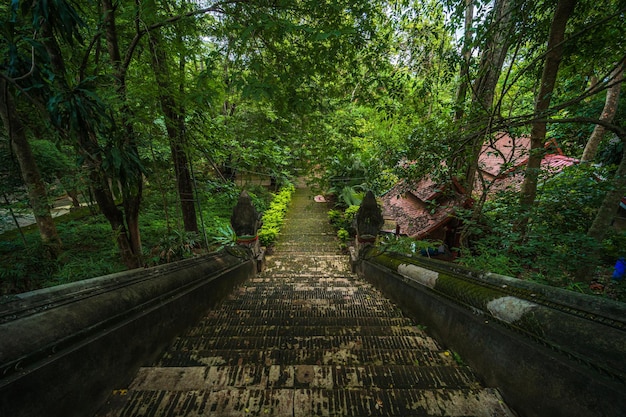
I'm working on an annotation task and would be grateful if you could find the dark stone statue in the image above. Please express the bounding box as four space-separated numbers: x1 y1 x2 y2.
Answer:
355 191 384 242
230 191 261 238
231 190 264 271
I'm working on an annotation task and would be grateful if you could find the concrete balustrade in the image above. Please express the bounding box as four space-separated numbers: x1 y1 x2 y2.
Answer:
354 248 626 417
0 248 255 417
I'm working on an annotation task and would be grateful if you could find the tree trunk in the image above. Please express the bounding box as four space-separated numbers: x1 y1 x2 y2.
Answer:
454 0 475 122
581 62 624 162
576 131 626 282
0 80 62 258
38 6 141 267
516 0 577 238
148 31 198 232
77 128 140 269
101 0 144 264
463 0 514 195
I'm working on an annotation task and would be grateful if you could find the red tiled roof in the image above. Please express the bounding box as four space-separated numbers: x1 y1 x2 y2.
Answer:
382 133 578 238
479 133 530 177
381 180 467 238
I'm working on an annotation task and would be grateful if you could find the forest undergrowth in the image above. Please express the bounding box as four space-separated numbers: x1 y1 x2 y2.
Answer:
0 180 278 295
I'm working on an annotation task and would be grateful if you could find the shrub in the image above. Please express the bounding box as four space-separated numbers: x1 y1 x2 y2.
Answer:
337 228 350 242
258 183 295 246
206 221 236 251
328 205 359 235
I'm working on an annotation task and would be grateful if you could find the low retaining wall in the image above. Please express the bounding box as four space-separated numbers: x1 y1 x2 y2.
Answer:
0 248 255 417
355 248 626 417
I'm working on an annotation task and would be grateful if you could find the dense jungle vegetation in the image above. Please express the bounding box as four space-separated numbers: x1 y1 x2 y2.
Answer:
1 0 625 301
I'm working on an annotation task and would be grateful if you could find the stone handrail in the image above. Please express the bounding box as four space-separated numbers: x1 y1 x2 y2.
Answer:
0 248 255 417
355 248 626 417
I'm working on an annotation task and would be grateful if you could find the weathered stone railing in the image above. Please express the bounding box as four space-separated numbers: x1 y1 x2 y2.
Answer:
0 248 255 417
354 248 626 417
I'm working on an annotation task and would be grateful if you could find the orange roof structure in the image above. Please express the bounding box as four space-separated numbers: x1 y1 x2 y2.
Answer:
381 177 470 238
382 133 578 240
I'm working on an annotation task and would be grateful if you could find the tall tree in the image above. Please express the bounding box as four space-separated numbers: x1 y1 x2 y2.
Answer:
581 61 624 162
454 0 475 122
100 0 144 267
148 30 198 232
461 0 516 195
516 0 577 238
0 81 62 257
0 0 77 257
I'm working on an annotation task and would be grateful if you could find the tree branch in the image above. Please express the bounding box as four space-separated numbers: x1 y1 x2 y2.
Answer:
120 0 249 80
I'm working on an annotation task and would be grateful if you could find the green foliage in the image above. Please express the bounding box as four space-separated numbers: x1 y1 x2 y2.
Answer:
147 230 201 266
459 164 623 284
206 222 236 251
328 205 359 235
258 183 295 247
377 235 443 258
48 257 121 288
337 228 350 242
337 185 365 207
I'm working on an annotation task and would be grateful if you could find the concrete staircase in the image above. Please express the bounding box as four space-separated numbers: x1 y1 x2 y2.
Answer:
96 188 514 417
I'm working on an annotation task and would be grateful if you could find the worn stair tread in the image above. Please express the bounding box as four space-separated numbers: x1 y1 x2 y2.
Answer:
96 388 513 417
191 316 417 328
156 347 458 367
128 365 482 391
223 289 395 301
201 308 407 319
185 325 430 338
217 300 405 312
166 335 442 352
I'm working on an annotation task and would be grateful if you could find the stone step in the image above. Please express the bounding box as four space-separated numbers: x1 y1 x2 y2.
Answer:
246 275 356 283
166 335 442 352
201 307 407 320
127 365 482 391
262 255 352 274
157 347 457 367
218 297 403 310
192 316 416 328
186 325 429 338
97 387 513 417
272 244 340 254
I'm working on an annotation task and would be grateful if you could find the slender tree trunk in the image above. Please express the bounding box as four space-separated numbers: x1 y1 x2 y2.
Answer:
576 131 626 281
516 0 577 238
463 0 514 195
77 127 139 268
0 80 62 257
454 0 475 122
101 0 143 265
587 137 626 242
581 62 624 162
148 32 198 232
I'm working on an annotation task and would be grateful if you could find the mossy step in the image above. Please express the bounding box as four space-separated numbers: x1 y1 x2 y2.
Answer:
191 316 416 328
184 325 430 338
96 387 513 417
157 347 458 368
166 335 442 352
127 365 481 391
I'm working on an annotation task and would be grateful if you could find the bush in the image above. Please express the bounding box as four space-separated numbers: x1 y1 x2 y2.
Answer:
328 205 359 235
337 228 350 242
258 183 295 246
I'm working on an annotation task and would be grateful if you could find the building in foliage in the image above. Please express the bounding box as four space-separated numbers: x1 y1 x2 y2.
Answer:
381 133 579 258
